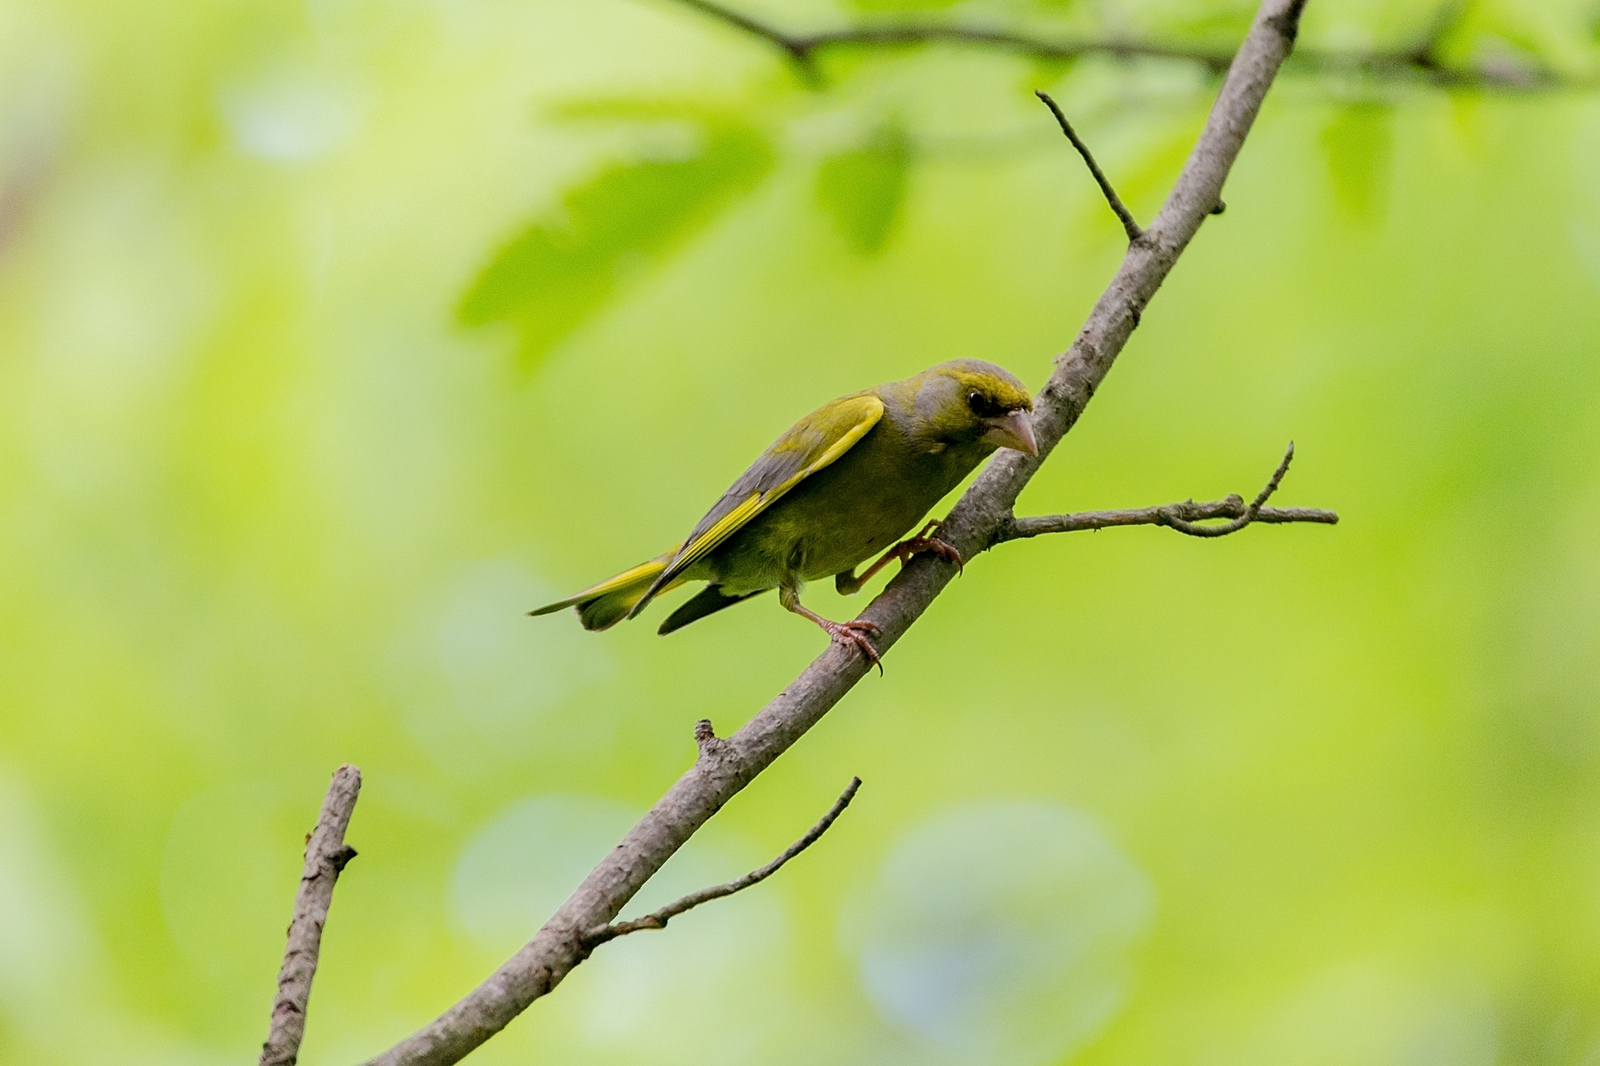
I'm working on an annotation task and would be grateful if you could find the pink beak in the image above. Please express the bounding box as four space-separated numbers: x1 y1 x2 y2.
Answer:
982 409 1038 456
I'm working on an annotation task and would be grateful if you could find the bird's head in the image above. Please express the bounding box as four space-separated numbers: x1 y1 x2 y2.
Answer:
910 359 1038 456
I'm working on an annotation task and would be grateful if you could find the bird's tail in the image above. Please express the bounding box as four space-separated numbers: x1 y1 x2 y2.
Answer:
528 546 686 631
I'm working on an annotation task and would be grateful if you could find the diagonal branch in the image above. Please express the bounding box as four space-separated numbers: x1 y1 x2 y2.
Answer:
1034 91 1144 243
262 765 362 1066
996 443 1337 543
359 3 1309 1063
582 775 861 949
661 0 1590 92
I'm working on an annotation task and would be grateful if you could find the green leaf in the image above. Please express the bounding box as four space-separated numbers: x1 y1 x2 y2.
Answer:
1321 102 1392 226
459 118 774 370
815 124 912 256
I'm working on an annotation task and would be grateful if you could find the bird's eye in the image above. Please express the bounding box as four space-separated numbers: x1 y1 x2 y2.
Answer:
967 390 1000 418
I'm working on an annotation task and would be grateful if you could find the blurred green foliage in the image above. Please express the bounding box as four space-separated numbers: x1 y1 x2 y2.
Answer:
2 0 1600 1065
815 122 912 254
460 109 773 370
1321 103 1393 223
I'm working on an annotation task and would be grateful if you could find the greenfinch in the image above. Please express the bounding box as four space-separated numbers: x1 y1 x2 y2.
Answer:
530 359 1036 664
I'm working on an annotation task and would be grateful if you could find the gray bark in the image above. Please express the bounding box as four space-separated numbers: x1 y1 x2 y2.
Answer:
262 765 362 1066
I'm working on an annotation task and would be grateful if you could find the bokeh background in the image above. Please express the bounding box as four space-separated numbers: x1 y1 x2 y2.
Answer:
3 0 1600 1063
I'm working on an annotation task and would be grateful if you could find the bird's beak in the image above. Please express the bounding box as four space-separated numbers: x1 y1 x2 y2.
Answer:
982 409 1038 456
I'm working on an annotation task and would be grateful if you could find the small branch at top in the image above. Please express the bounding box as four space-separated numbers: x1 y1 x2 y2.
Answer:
996 443 1336 544
260 764 362 1066
669 0 819 72
581 777 862 950
1035 91 1144 242
660 0 1592 92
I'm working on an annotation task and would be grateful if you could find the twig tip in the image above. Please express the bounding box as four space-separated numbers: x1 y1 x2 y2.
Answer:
1034 90 1143 242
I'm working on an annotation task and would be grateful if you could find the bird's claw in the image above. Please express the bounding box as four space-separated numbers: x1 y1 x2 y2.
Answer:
896 522 964 574
824 619 883 673
902 535 963 574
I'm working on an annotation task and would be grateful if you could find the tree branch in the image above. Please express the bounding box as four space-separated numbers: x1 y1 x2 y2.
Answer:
359 2 1309 1063
582 775 861 949
996 443 1338 543
261 764 361 1066
670 0 818 69
663 0 1590 92
1005 499 1340 538
1034 91 1144 242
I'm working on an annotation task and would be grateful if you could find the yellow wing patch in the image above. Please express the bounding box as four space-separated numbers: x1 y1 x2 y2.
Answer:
666 495 767 578
667 396 882 578
626 394 884 618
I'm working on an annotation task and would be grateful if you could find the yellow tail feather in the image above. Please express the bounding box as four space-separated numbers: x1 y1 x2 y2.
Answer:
529 547 686 631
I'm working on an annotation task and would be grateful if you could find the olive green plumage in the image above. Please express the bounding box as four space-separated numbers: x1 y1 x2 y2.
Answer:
530 359 1037 639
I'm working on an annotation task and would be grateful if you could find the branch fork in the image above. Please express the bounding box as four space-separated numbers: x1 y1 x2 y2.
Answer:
694 717 731 763
1034 91 1145 244
581 776 862 950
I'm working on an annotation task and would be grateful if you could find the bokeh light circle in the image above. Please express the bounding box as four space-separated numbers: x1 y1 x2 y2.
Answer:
848 800 1153 1066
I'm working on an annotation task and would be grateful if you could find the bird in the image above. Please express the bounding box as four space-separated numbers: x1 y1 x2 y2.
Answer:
529 359 1037 666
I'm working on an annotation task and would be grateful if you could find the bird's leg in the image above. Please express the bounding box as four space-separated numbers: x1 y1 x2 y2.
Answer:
780 584 882 672
834 520 964 596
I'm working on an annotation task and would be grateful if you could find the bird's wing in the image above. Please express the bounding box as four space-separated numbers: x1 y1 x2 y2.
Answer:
628 393 885 617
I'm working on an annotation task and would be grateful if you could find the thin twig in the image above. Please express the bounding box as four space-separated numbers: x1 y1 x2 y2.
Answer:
1160 440 1295 537
1002 499 1338 539
997 444 1337 542
360 4 1309 1063
662 0 1591 92
582 777 862 949
1034 91 1143 242
261 765 361 1066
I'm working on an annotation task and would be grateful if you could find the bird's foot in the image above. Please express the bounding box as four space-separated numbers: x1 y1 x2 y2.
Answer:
822 618 883 673
897 521 964 574
837 522 965 597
